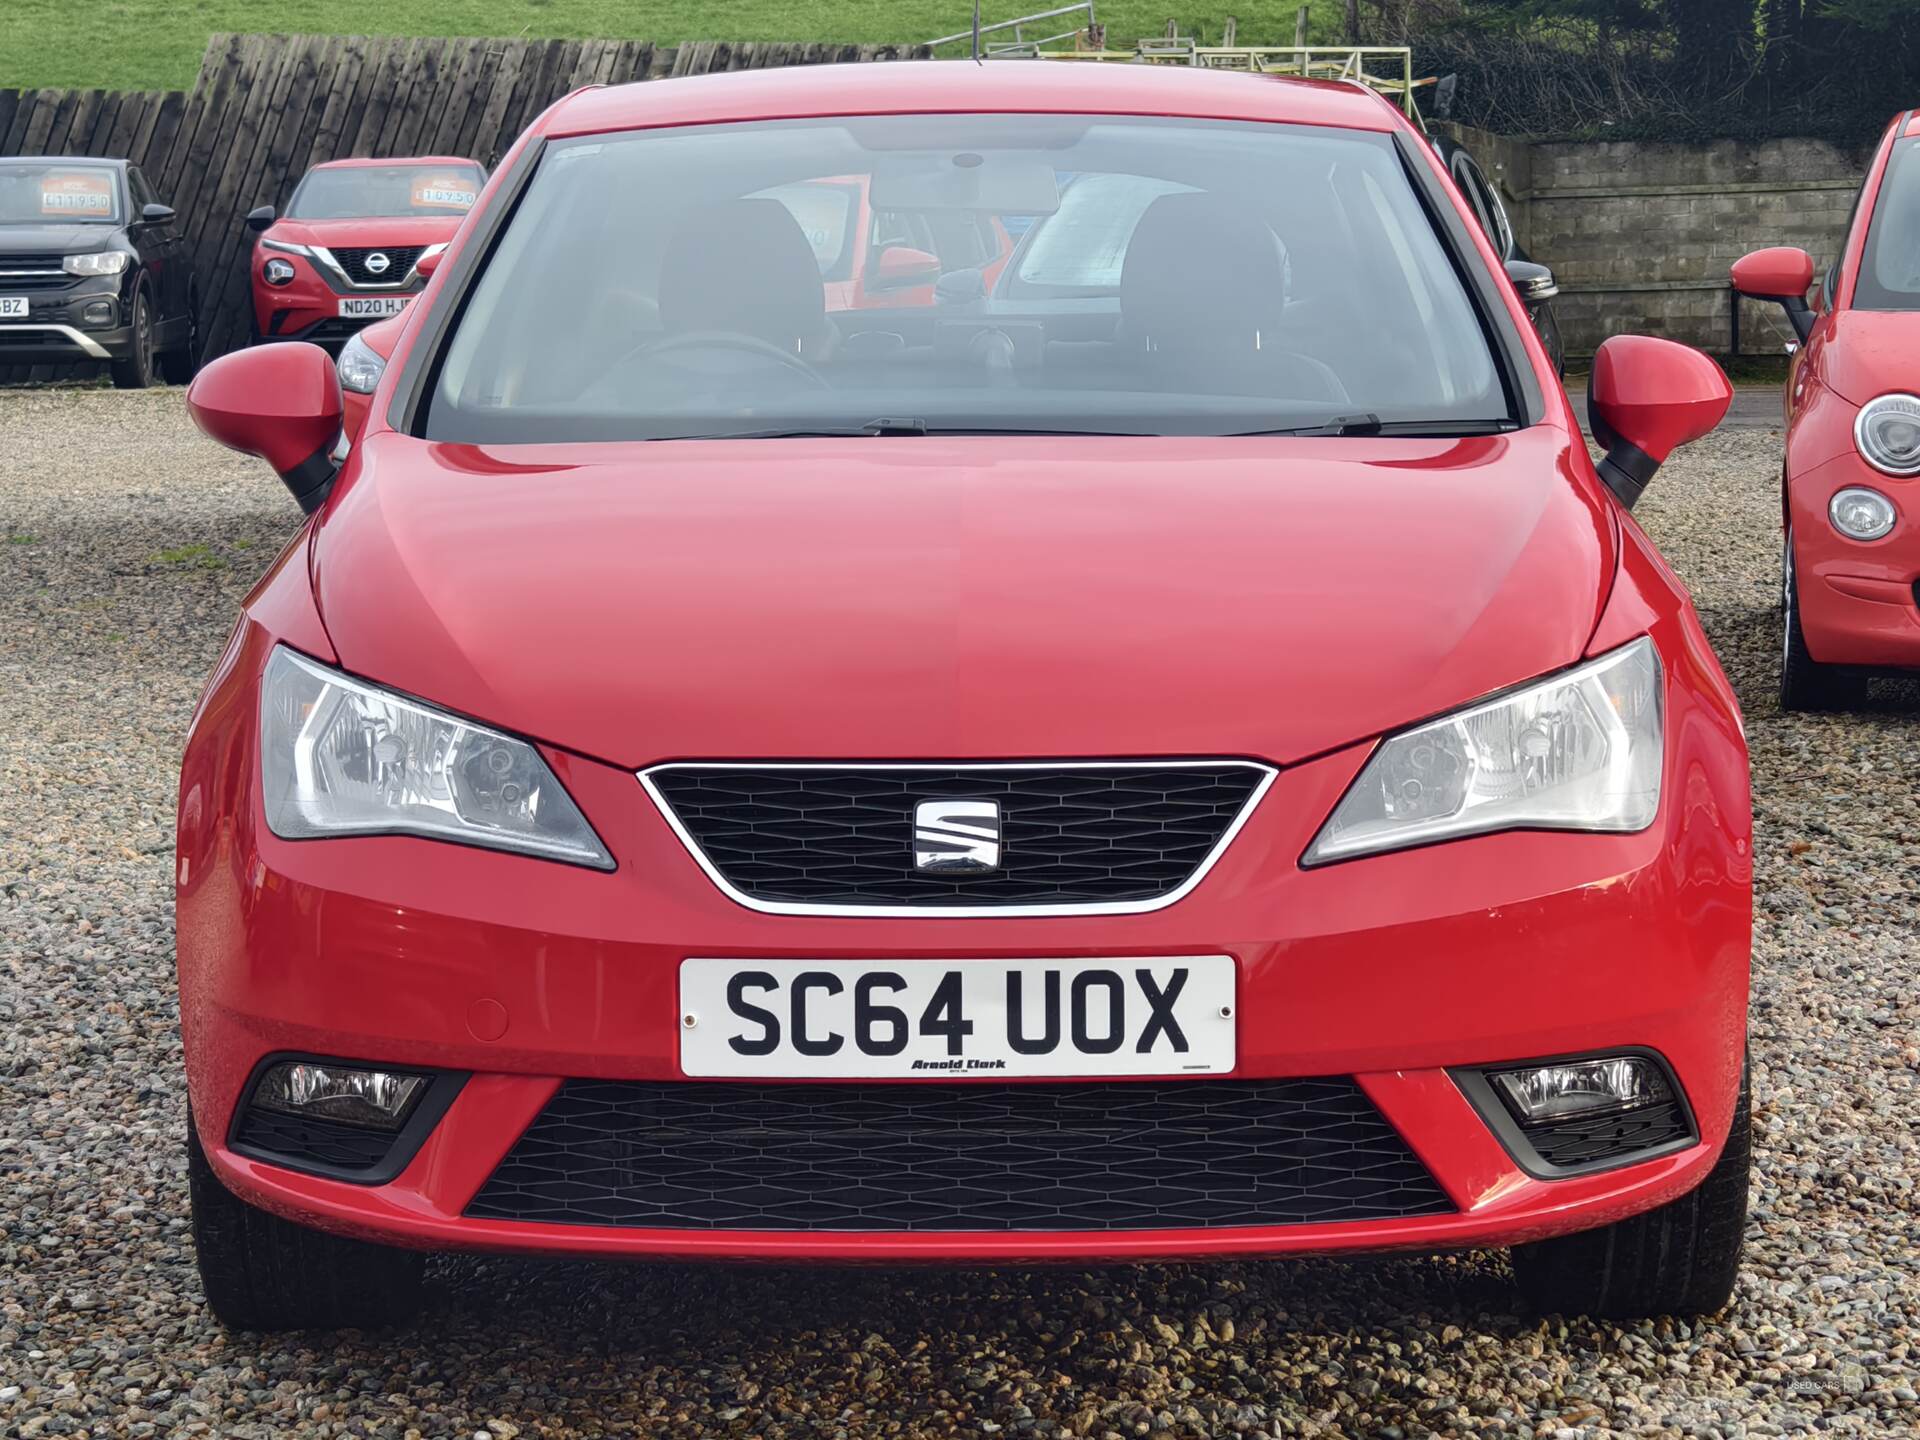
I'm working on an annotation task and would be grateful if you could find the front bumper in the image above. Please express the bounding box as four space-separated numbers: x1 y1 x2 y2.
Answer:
177 622 1752 1262
1791 449 1920 668
0 278 133 361
251 251 418 348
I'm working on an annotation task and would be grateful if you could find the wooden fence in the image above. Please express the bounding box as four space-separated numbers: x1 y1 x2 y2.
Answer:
0 34 925 378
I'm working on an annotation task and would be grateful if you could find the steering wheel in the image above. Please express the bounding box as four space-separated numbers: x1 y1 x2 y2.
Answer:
638 329 829 388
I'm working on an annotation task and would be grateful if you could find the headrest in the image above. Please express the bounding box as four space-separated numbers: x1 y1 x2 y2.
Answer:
1119 192 1287 353
658 198 825 351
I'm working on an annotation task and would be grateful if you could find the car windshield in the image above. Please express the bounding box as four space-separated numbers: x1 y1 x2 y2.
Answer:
428 115 1509 443
289 163 484 220
1857 138 1920 311
0 161 122 224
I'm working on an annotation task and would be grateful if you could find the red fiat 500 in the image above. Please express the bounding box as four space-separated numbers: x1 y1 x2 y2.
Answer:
1734 109 1920 709
181 62 1749 1333
246 156 484 350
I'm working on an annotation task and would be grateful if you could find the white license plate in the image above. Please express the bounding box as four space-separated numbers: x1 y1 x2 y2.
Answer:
0 297 28 319
679 956 1236 1079
338 296 410 319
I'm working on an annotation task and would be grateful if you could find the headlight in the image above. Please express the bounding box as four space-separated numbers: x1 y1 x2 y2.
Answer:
63 251 129 276
1303 637 1663 865
336 330 386 394
1829 486 1896 541
263 256 296 286
259 646 613 869
1854 393 1920 476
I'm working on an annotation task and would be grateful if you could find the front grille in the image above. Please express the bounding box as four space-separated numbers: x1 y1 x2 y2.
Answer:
0 256 77 292
330 245 423 286
1525 1100 1695 1170
465 1078 1454 1231
645 762 1269 909
231 1106 397 1173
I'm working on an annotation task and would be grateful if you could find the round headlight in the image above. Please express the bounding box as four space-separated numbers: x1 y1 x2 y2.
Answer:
263 257 296 286
1829 486 1897 541
1854 393 1920 476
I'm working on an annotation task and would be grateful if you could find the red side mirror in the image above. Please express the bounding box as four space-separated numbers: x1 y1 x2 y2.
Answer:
1731 246 1814 300
187 343 344 513
416 248 443 279
1588 335 1731 510
871 245 941 290
1731 246 1816 343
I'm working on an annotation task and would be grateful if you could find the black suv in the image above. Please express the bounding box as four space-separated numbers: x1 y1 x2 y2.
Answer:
0 156 198 386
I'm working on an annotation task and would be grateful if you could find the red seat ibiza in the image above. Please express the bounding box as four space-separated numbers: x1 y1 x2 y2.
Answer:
180 62 1751 1332
1734 110 1920 710
246 155 484 350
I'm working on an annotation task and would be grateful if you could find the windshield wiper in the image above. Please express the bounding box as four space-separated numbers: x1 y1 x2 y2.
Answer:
663 417 931 440
1230 415 1519 438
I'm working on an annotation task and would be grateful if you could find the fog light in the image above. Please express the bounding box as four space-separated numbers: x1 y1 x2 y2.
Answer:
1491 1056 1673 1124
1830 487 1896 541
263 256 296 286
251 1061 425 1130
81 299 115 327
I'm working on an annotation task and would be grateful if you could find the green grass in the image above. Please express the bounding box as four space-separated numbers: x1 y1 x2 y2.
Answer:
0 0 1346 91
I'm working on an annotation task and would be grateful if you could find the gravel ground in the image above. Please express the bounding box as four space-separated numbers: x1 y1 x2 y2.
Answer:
1 387 1917 1439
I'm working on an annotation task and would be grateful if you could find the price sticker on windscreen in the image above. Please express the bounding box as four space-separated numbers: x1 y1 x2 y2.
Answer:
411 173 477 211
40 172 114 218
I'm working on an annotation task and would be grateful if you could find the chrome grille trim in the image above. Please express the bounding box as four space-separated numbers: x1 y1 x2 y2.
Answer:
638 759 1277 918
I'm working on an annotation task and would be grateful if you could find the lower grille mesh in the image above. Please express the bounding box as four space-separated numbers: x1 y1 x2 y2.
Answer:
1525 1099 1695 1170
232 1107 396 1173
466 1078 1454 1231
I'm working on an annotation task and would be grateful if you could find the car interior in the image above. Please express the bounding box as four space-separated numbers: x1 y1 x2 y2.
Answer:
428 115 1508 441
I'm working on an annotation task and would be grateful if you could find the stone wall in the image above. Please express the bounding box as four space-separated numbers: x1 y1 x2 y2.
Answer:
1441 126 1866 362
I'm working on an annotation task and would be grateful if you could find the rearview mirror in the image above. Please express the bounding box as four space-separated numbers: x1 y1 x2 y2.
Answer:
139 202 176 225
1588 335 1731 510
1731 246 1815 342
415 248 444 279
246 204 277 233
187 344 343 513
871 246 941 291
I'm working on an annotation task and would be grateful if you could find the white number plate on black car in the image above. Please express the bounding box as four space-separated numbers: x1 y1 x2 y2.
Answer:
0 297 28 318
678 957 1235 1079
337 296 410 318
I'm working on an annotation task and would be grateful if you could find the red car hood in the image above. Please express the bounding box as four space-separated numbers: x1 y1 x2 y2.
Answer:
261 215 464 249
1820 309 1920 405
311 429 1614 769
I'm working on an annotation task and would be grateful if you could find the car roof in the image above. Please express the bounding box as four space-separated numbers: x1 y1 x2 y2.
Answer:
309 155 481 170
542 60 1407 140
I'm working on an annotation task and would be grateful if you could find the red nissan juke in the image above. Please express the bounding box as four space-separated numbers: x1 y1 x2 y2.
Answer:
1734 109 1920 710
246 156 484 350
180 62 1752 1332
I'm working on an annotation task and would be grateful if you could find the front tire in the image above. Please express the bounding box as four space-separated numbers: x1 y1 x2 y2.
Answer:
109 291 155 389
187 1113 424 1332
1781 529 1867 712
1511 1061 1750 1319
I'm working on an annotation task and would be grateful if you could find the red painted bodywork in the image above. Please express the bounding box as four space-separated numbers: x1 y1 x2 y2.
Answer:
250 156 479 345
178 61 1751 1264
187 342 342 474
1743 114 1920 668
1589 335 1732 464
